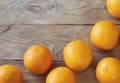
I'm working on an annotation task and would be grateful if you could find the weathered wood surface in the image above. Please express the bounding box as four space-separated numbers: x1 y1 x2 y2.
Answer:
0 25 120 83
0 0 120 83
0 0 120 24
0 25 120 61
0 60 97 83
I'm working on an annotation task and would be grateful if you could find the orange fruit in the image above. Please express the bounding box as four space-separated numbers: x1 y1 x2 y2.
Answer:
24 45 52 75
107 0 120 18
0 64 23 83
90 21 119 50
63 40 93 71
46 66 76 83
96 57 120 83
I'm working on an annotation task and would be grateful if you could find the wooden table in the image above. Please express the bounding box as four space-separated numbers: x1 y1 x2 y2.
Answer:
0 0 120 83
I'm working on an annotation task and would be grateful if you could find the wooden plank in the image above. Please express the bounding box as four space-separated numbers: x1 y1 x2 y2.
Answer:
0 0 120 24
0 24 119 83
0 24 120 62
0 60 64 83
0 60 98 83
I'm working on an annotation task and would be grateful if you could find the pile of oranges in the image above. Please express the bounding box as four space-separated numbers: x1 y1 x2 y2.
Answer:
0 0 120 83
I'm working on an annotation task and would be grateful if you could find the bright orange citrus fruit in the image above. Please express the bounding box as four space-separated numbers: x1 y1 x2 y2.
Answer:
107 0 120 18
24 45 52 75
96 57 120 83
0 64 23 83
63 40 93 71
90 21 119 50
46 66 76 83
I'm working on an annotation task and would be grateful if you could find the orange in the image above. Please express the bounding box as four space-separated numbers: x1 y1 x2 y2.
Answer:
24 45 52 75
63 40 93 71
90 21 119 50
96 57 120 83
0 64 23 83
107 0 120 18
46 66 76 83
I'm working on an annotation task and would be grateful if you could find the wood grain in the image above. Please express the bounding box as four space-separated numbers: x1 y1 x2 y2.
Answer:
0 24 120 82
0 60 98 83
0 0 120 82
0 60 65 83
0 0 120 24
0 24 120 61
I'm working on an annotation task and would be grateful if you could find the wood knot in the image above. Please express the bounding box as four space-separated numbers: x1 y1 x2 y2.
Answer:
27 5 55 13
0 24 12 33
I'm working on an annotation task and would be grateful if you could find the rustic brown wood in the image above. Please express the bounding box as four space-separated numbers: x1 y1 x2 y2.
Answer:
0 60 98 83
0 60 65 83
0 24 120 83
0 24 120 61
0 0 120 82
0 0 120 24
